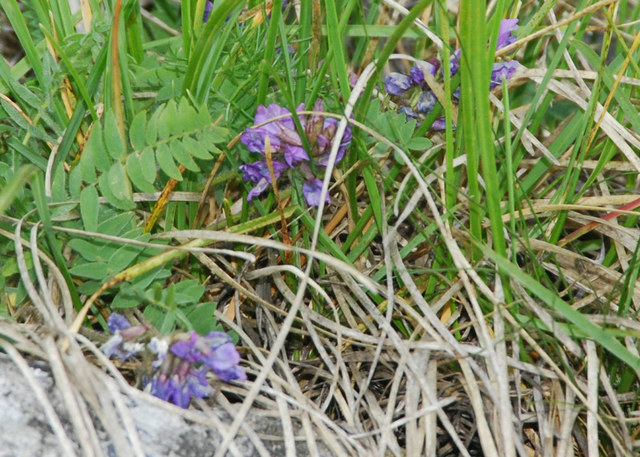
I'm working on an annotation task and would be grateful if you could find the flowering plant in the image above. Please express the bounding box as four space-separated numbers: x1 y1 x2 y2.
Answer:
101 313 246 408
239 99 352 206
384 18 520 127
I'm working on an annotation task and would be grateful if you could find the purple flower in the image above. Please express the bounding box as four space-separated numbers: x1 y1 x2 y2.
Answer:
241 104 294 153
239 160 287 183
101 313 147 361
239 100 352 206
490 61 519 89
303 179 330 206
145 331 246 408
107 313 131 333
384 17 520 132
148 366 210 409
239 160 288 200
196 331 247 382
102 315 246 409
497 19 518 50
449 49 462 77
203 1 213 22
416 91 437 114
409 61 437 86
284 145 309 167
431 118 451 131
171 332 204 364
384 72 412 95
315 117 351 166
410 66 425 86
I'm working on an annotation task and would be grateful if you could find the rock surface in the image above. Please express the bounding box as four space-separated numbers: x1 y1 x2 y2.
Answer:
0 354 330 456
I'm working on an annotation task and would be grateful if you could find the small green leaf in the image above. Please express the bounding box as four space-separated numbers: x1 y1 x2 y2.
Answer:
103 111 126 160
196 103 212 126
107 161 132 202
111 293 140 309
50 162 68 202
174 279 205 304
129 110 147 151
146 106 160 145
178 97 200 129
159 310 177 334
68 166 83 199
99 173 134 210
87 122 111 173
68 239 102 262
187 301 220 335
156 143 183 180
130 265 171 290
182 136 213 159
69 262 109 280
0 165 35 217
79 146 97 183
107 243 144 273
159 99 178 139
97 211 136 235
202 126 226 144
126 153 156 192
170 140 200 171
80 185 99 232
407 136 432 151
140 147 157 183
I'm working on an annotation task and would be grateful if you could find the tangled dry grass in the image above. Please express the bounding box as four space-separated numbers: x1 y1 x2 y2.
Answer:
2 1 640 456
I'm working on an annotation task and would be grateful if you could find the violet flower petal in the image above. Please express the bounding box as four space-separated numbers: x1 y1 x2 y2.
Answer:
303 178 330 206
497 19 519 50
416 90 437 114
203 1 213 22
247 178 270 200
284 145 309 166
410 66 425 86
216 365 247 382
384 72 412 95
107 313 130 333
490 61 519 89
203 342 241 372
101 333 124 358
410 62 437 86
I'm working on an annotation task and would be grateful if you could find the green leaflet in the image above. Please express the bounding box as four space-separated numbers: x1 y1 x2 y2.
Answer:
129 110 147 151
80 185 99 232
156 142 183 180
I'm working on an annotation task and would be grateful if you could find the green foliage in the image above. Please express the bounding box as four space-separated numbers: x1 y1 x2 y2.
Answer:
76 97 228 211
365 99 433 161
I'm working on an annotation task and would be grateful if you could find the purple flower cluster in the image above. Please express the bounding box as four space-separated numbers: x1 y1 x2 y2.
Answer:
101 313 246 409
384 19 520 128
148 331 247 408
239 99 352 206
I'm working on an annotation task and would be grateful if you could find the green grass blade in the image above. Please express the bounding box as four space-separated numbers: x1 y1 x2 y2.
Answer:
481 243 640 372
